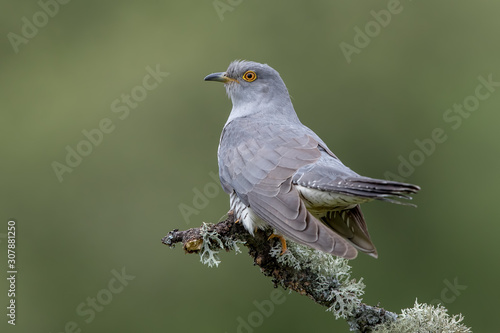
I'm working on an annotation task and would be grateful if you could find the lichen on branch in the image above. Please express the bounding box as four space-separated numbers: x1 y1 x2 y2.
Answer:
162 211 471 332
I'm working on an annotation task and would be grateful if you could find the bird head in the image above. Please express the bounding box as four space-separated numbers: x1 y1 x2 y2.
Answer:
204 60 291 109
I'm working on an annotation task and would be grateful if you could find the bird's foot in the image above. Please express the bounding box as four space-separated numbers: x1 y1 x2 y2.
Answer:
268 234 287 255
227 210 239 223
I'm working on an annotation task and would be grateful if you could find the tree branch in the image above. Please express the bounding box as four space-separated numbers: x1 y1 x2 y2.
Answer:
162 211 471 333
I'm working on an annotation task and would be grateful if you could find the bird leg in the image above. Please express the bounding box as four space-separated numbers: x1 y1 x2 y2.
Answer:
268 233 287 255
227 210 239 223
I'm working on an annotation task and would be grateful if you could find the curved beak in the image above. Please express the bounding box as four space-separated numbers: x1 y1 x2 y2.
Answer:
204 72 237 83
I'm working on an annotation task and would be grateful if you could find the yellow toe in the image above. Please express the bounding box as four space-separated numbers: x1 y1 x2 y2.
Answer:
268 234 287 255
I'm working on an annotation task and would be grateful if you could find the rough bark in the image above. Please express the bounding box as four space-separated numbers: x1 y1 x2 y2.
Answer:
161 211 396 332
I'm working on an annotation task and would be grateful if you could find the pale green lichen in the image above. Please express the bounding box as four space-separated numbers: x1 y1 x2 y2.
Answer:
374 300 472 333
197 224 470 331
199 222 244 267
270 241 365 319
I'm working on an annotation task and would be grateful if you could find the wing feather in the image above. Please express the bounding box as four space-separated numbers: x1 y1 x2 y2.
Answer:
219 120 358 258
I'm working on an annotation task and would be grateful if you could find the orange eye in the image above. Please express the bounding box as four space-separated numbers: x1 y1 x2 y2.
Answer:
242 70 257 82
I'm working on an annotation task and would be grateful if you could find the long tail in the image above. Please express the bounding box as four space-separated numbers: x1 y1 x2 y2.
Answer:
335 177 421 206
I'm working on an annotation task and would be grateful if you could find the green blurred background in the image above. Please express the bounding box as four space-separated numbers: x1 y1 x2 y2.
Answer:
2 1 499 332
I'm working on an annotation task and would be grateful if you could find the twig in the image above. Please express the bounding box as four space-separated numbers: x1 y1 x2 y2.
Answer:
162 211 394 332
162 211 471 333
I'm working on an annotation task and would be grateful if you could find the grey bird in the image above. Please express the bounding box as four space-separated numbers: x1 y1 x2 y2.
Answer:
204 60 420 259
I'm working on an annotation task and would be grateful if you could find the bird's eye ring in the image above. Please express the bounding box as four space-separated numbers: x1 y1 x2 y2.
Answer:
242 70 257 82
